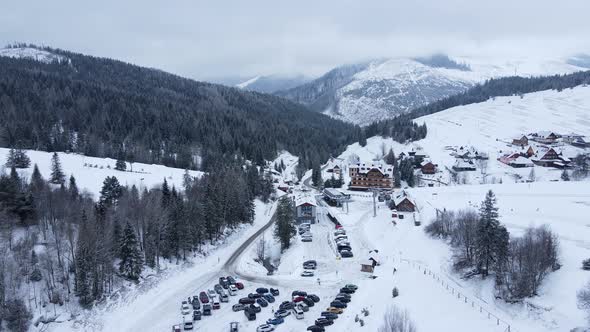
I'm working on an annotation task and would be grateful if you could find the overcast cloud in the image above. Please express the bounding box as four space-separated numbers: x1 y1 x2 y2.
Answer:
1 0 589 80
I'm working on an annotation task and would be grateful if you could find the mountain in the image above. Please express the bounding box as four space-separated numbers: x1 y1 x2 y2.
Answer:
235 74 311 93
0 46 359 170
0 45 70 64
277 54 586 126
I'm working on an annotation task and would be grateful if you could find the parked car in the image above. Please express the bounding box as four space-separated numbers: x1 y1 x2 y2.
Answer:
303 263 316 270
232 304 245 312
183 319 193 330
235 282 244 290
263 294 275 303
301 237 313 242
239 297 255 305
339 287 355 294
291 306 304 319
256 297 268 307
335 224 343 229
212 298 221 309
193 309 201 320
248 293 262 299
326 307 343 314
307 294 320 302
230 321 239 332
336 293 351 299
244 308 256 321
227 276 236 284
202 303 212 316
172 324 181 332
274 309 291 318
256 287 269 294
292 290 307 297
337 245 352 252
306 326 325 332
293 296 306 303
340 250 353 258
330 300 347 308
266 317 284 325
301 270 314 277
249 303 262 313
270 288 280 296
334 229 346 236
256 324 275 332
344 284 358 291
199 291 209 303
214 284 224 294
302 297 315 307
219 291 229 302
181 302 191 315
297 302 309 312
320 312 338 320
191 296 200 308
228 285 237 296
315 318 334 327
279 301 295 310
304 260 317 266
335 296 350 303
219 277 229 289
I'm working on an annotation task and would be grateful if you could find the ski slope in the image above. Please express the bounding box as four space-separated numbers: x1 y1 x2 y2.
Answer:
0 47 70 64
0 148 202 198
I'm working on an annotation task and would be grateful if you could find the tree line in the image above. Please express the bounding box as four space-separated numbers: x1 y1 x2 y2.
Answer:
425 190 560 300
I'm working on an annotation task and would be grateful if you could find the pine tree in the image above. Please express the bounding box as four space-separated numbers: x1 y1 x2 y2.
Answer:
5 148 31 169
99 176 122 207
30 164 45 193
385 148 396 165
311 163 322 188
75 212 93 306
274 196 295 251
561 169 570 181
161 178 171 208
69 175 79 199
50 152 65 185
115 159 127 171
475 190 501 277
119 223 143 280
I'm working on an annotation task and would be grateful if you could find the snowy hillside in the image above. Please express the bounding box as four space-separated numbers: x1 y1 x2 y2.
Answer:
0 148 202 198
236 74 311 93
0 46 69 64
280 56 585 126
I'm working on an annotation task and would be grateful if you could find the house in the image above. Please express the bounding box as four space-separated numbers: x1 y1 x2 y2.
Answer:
295 196 317 224
452 160 476 171
512 135 529 147
498 152 522 166
525 146 535 157
368 250 381 266
532 147 562 167
349 162 394 190
420 161 437 175
390 191 416 212
332 165 342 175
360 260 375 273
509 156 534 168
531 131 560 144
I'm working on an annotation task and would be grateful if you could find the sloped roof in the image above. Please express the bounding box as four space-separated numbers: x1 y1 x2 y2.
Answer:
295 195 316 207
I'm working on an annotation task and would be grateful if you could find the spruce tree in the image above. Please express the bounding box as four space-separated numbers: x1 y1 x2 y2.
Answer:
75 213 93 306
119 223 143 280
475 190 501 277
30 164 45 193
385 148 396 165
311 163 322 188
115 159 127 171
99 176 122 207
69 175 79 199
274 196 295 251
5 148 30 169
50 152 65 185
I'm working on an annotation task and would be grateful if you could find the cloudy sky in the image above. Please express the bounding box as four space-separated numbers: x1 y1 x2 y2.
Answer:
1 0 589 81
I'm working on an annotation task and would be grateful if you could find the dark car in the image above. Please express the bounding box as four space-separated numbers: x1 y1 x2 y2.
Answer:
336 293 351 299
267 317 284 325
248 293 262 299
337 245 352 252
340 250 353 258
235 282 244 290
303 263 316 270
335 296 350 303
292 290 307 297
244 308 256 321
239 297 255 305
227 276 236 285
339 287 355 294
315 318 334 327
249 303 262 313
214 284 224 294
270 288 280 296
199 291 209 303
344 284 358 291
263 294 275 303
279 301 295 310
307 326 325 332
202 303 212 316
302 297 315 307
274 309 291 318
232 304 245 311
330 300 347 308
256 297 268 307
191 296 201 308
193 309 201 320
256 287 269 294
321 312 338 320
304 260 317 266
307 294 320 303
293 296 306 303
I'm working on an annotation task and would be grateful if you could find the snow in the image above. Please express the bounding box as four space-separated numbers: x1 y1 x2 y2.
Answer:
0 148 202 198
0 47 69 64
236 75 262 89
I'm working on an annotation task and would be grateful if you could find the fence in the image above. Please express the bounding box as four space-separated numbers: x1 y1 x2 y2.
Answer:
400 258 514 332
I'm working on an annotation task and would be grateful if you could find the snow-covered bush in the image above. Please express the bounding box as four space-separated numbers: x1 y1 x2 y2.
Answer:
378 306 416 332
392 287 399 298
582 258 590 271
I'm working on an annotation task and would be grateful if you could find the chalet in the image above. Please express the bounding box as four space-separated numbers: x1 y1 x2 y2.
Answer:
512 135 529 147
452 160 476 171
525 146 535 157
498 152 522 166
295 196 317 224
531 131 560 144
349 162 393 190
420 161 437 175
532 147 562 167
390 191 416 212
332 165 342 175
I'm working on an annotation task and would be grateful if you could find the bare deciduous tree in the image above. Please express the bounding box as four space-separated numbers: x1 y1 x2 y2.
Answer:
378 306 417 332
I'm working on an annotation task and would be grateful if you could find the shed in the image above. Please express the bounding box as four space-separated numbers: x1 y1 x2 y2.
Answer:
360 260 375 273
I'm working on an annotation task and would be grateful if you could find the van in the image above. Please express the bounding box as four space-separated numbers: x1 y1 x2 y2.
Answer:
202 303 212 316
292 306 304 319
227 286 236 296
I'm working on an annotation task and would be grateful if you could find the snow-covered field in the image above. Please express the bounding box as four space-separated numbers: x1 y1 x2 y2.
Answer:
0 148 202 197
0 46 70 64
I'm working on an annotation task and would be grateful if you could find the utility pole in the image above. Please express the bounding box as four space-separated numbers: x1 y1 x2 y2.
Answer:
372 189 377 217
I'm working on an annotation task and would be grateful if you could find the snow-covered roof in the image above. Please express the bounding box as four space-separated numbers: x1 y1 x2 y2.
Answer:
295 195 316 207
454 160 475 168
360 260 374 266
510 156 533 165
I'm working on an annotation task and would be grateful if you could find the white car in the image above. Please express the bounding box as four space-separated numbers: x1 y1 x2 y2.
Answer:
301 270 314 277
228 285 237 295
207 289 217 298
257 324 275 332
181 302 191 315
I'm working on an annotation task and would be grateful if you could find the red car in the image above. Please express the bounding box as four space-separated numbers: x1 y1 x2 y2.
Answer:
335 224 343 229
293 296 306 303
235 282 244 290
199 291 209 303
